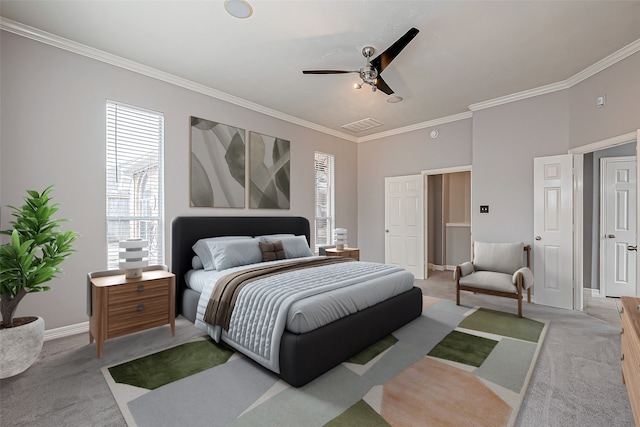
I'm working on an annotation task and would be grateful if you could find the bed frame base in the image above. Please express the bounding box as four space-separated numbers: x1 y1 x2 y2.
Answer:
280 286 422 387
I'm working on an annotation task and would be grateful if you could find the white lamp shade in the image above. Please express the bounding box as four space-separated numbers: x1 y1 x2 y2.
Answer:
334 228 348 249
119 239 149 278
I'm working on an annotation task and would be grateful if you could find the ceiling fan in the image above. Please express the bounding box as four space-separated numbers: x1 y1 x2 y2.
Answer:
303 27 419 95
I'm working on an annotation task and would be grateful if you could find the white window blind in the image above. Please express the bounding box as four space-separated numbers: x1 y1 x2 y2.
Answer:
314 152 335 250
106 101 164 269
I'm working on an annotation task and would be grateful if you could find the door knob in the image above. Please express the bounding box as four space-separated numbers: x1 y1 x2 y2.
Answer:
535 236 541 241
628 245 637 252
608 234 616 238
385 229 389 233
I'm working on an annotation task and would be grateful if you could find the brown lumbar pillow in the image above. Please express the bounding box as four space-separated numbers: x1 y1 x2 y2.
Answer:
259 240 286 262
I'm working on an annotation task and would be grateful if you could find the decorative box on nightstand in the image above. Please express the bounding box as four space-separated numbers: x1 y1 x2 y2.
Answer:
325 247 360 261
88 269 175 358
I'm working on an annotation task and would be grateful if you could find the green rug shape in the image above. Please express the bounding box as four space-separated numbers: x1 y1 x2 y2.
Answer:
459 308 545 342
346 334 398 365
324 400 390 427
108 340 233 390
428 330 498 367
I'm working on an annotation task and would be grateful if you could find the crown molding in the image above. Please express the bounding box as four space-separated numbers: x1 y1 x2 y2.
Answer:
469 37 640 112
0 17 358 143
3 17 638 143
566 38 640 87
468 80 569 112
356 111 473 143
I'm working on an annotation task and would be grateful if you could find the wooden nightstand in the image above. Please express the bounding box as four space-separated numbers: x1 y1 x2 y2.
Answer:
621 297 640 426
325 247 360 261
89 270 175 358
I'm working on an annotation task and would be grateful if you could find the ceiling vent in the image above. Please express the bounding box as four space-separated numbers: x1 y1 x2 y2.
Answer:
341 118 383 133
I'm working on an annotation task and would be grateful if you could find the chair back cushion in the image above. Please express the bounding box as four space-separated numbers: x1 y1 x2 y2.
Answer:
473 241 524 274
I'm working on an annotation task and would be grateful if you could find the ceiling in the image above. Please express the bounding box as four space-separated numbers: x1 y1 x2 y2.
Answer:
2 1 640 140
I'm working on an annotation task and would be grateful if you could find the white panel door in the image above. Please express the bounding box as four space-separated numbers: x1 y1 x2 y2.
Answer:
385 175 424 279
533 155 573 309
602 158 637 297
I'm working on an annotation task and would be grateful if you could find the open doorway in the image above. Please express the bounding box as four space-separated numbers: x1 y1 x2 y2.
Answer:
423 166 472 277
573 131 638 311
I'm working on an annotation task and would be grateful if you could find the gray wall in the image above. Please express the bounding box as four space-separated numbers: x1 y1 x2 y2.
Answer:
1 32 358 329
357 119 473 262
2 29 639 330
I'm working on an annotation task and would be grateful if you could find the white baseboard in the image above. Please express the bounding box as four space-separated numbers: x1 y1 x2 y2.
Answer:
44 321 89 342
583 288 602 298
428 264 456 272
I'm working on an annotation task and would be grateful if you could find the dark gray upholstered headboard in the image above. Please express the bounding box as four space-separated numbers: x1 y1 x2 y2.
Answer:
170 216 311 315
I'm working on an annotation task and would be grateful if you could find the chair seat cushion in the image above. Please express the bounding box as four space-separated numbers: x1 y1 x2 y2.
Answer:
458 271 517 294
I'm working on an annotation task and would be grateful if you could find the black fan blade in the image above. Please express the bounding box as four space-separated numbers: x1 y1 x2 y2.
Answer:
374 75 394 95
371 27 419 73
303 70 356 74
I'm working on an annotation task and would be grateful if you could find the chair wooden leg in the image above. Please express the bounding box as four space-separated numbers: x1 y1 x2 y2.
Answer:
455 266 461 306
517 275 523 318
527 287 531 303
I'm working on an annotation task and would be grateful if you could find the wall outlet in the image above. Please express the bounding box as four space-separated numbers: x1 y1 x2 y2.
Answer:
480 205 489 213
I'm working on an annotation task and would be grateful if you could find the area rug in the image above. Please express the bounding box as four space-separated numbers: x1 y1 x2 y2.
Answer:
102 297 548 427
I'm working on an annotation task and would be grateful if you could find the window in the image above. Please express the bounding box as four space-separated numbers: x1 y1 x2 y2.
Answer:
106 101 164 269
314 152 335 251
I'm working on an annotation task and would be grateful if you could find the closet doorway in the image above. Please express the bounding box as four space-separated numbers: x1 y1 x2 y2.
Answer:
423 166 472 277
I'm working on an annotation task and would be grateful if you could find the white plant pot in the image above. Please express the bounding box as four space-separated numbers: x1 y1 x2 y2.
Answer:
0 316 45 379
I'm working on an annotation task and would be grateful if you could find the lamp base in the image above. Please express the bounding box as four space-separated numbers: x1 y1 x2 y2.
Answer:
336 244 345 250
125 268 143 279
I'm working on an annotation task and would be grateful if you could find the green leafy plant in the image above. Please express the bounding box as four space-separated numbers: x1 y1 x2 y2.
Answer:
0 186 77 327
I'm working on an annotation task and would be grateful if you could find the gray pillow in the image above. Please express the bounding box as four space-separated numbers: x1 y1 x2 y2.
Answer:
209 238 262 271
192 236 252 270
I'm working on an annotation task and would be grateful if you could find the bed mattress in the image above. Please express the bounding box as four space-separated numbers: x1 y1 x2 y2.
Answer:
187 257 415 334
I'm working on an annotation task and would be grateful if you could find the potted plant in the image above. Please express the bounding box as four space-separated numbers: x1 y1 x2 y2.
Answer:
0 186 77 378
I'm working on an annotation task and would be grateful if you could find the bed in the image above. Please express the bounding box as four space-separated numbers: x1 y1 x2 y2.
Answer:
171 216 423 387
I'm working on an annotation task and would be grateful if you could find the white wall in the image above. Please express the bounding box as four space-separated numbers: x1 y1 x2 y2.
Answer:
0 32 358 329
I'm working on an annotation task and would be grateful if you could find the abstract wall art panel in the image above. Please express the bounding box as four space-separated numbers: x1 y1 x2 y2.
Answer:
249 132 290 209
190 116 245 208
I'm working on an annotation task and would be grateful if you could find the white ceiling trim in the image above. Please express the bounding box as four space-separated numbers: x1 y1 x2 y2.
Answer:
357 111 473 143
2 17 638 143
469 37 640 112
0 17 359 143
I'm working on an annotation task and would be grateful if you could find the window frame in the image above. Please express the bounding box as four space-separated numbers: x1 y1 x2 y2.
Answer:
106 101 165 269
314 151 335 252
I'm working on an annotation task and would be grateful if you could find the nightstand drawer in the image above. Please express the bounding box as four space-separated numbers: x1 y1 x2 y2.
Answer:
108 296 169 337
108 278 169 305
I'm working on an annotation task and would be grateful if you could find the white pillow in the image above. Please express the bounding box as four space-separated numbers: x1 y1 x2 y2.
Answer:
192 236 252 270
192 256 204 270
209 238 263 271
263 235 313 259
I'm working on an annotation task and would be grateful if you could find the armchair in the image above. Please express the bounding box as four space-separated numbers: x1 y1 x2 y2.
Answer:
455 242 533 318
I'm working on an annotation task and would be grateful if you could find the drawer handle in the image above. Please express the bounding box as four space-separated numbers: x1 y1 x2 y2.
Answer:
137 285 144 292
620 328 624 335
621 354 624 361
637 305 640 312
137 304 144 312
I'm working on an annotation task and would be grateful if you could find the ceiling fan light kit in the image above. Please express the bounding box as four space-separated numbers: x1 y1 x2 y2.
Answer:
303 27 420 96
